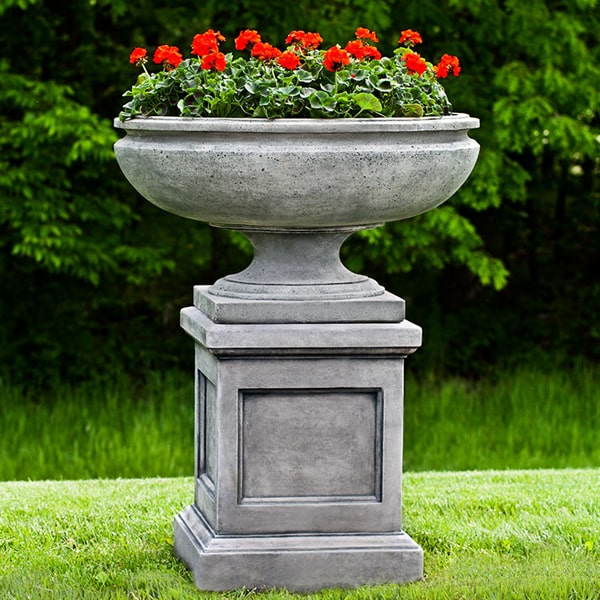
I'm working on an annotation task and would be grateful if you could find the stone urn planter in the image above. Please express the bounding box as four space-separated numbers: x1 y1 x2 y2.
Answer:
114 113 480 591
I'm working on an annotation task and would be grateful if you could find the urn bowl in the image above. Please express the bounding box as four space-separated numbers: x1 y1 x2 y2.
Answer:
113 114 480 229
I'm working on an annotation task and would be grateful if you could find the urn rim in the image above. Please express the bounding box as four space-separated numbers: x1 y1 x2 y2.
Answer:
113 112 479 134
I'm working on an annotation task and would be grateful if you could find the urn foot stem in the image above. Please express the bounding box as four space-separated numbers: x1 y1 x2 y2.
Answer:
208 226 385 301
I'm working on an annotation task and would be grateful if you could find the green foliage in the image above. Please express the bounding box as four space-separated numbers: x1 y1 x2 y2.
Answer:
0 62 175 284
0 371 194 481
345 207 509 291
0 0 37 13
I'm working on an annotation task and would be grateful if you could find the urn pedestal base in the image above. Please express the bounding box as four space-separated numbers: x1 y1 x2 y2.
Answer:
176 305 423 592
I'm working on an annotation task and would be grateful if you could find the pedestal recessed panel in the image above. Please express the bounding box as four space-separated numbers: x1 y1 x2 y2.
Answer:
197 372 217 490
240 389 382 502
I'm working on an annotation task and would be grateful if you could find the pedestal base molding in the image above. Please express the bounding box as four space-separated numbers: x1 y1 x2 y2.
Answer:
174 505 423 592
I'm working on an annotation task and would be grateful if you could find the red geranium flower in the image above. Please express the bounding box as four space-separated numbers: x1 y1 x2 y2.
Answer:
345 40 381 61
355 27 379 42
435 54 461 78
285 30 323 50
277 51 301 70
285 30 304 45
191 29 225 57
304 32 323 49
361 45 381 60
402 51 428 76
345 40 363 58
153 45 183 69
235 29 261 51
251 41 282 61
129 47 148 66
398 29 423 46
323 45 350 72
201 51 227 71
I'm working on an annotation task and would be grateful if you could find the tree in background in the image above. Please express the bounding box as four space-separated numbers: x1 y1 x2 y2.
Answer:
390 0 600 371
0 0 598 384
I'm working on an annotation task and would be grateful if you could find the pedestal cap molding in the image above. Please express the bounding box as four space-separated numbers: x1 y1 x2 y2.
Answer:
180 306 422 354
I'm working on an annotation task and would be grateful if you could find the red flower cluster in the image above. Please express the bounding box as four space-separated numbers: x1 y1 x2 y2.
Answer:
278 50 302 70
396 30 460 79
344 27 381 61
235 29 261 51
398 29 422 46
285 30 323 50
402 51 428 76
355 27 379 42
435 53 461 78
236 29 303 70
191 29 225 56
153 45 182 69
200 51 226 71
128 27 461 83
323 45 351 72
345 40 381 61
191 29 227 72
129 47 147 66
251 41 282 61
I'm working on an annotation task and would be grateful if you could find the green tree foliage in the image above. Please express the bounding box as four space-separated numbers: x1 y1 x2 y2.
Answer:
402 0 600 369
0 0 598 383
0 63 176 284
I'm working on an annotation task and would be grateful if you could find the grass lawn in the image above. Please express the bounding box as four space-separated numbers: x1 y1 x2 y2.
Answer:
1 469 599 599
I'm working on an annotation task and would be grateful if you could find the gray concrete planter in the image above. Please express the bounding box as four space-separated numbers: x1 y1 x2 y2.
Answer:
113 115 480 592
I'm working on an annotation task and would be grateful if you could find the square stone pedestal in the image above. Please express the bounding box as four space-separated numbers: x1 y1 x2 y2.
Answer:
174 300 423 592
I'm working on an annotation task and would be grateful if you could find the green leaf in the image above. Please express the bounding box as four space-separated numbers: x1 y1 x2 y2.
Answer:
353 92 383 113
398 103 424 118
